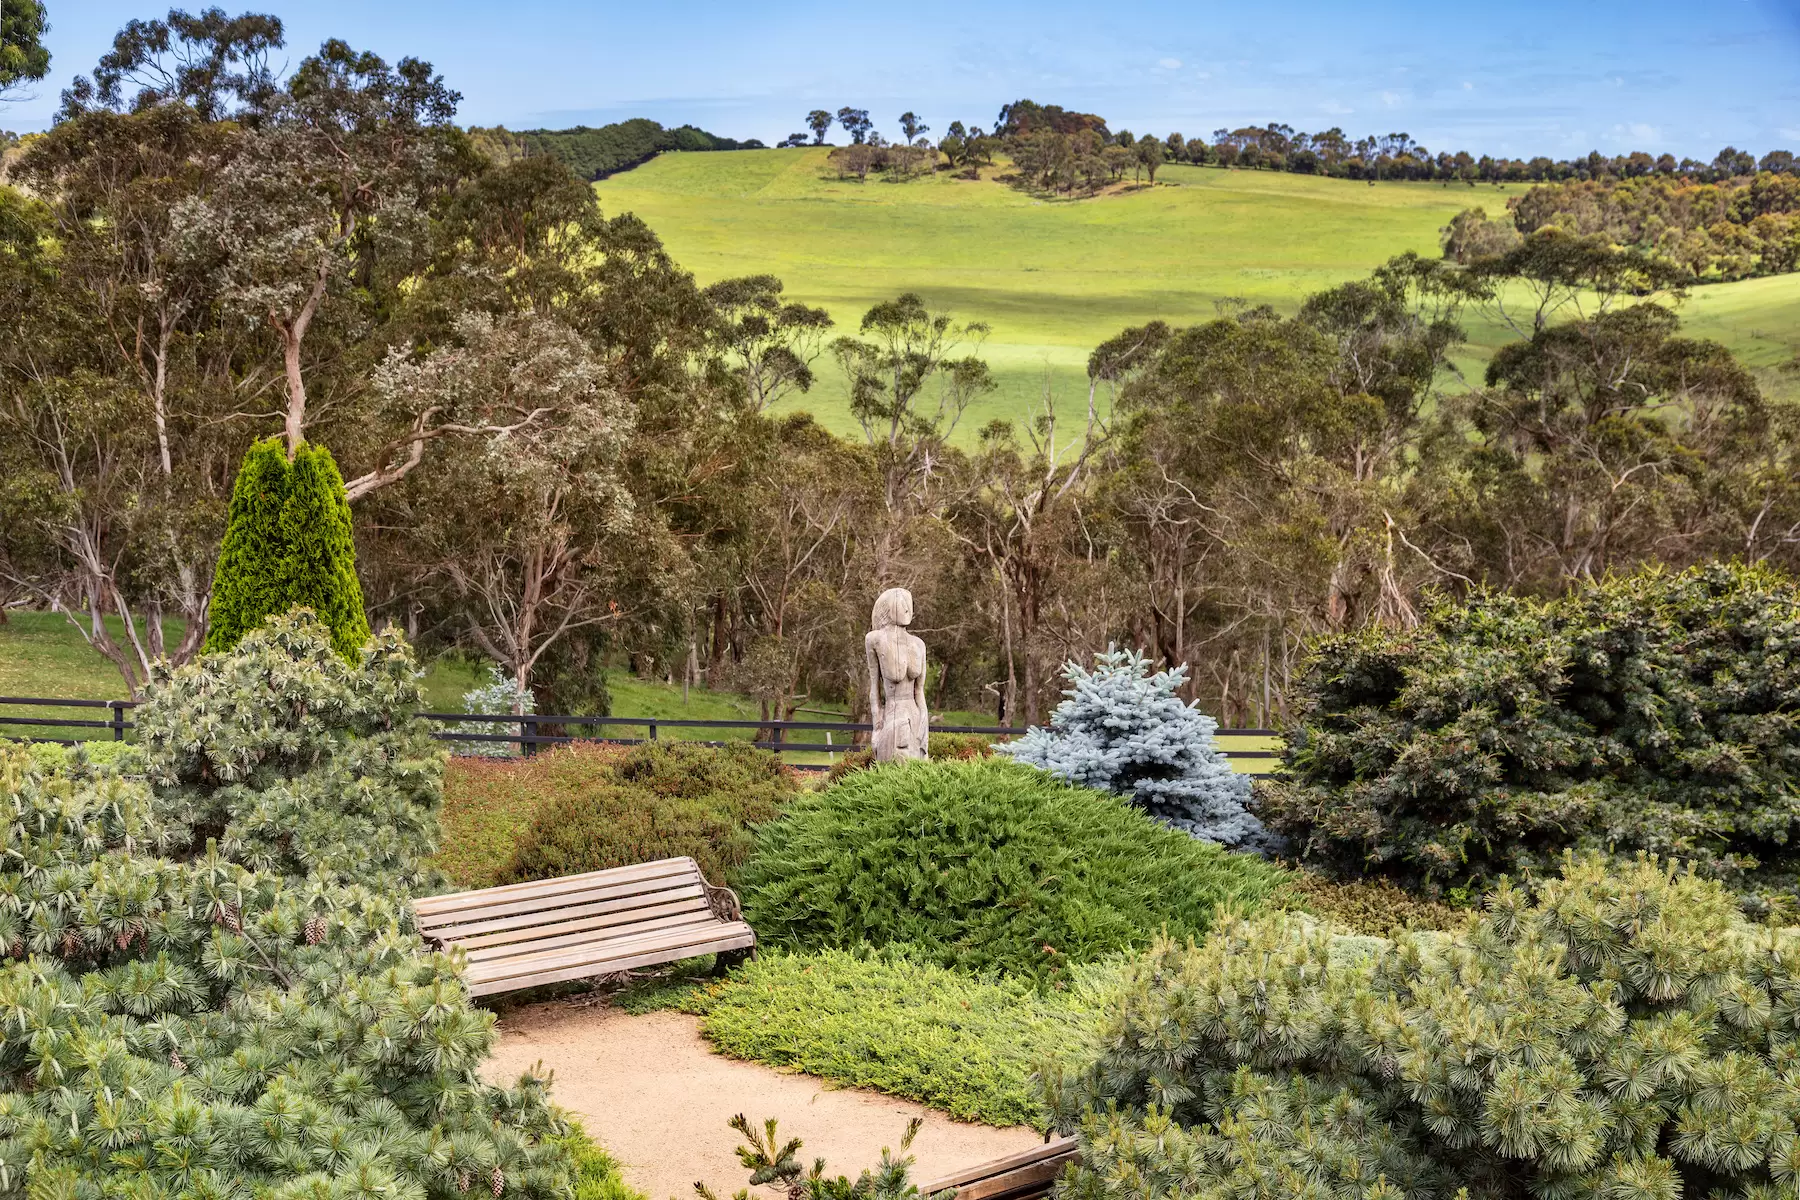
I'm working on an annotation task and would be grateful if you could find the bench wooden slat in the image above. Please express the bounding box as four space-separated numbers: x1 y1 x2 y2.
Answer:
416 876 703 932
419 855 754 999
451 895 712 950
414 857 699 917
420 883 708 941
919 1139 1080 1200
461 907 725 962
463 924 756 996
464 917 747 980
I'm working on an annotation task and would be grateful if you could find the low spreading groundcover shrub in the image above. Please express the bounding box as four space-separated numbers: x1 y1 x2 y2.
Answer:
498 740 799 887
681 946 1112 1126
1048 854 1800 1200
740 757 1289 982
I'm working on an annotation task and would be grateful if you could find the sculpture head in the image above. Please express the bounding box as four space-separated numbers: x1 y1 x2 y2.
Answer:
871 587 914 630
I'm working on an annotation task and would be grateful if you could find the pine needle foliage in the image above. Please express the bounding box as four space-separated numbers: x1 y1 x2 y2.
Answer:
739 758 1289 983
1048 854 1800 1200
1000 647 1273 852
1263 562 1800 904
206 437 369 659
0 740 575 1197
136 610 445 892
695 1113 951 1200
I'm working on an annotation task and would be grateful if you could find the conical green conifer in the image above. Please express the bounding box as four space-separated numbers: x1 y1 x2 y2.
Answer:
205 438 369 658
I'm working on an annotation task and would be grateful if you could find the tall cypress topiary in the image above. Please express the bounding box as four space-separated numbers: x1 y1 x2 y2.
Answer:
206 437 369 658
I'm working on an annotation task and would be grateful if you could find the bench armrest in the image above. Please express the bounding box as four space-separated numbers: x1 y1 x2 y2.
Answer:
702 880 744 922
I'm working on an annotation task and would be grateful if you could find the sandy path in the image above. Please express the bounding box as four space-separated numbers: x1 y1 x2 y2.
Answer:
483 1002 1041 1200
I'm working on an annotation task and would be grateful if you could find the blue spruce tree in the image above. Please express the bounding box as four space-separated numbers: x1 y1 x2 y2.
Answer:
1000 647 1281 853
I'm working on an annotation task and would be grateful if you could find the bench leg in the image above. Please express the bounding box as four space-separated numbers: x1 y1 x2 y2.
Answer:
713 947 754 976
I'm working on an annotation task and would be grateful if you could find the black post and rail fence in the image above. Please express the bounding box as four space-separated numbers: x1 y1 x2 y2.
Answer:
0 696 1281 775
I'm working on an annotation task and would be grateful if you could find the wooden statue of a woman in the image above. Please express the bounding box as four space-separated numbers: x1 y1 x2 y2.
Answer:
866 587 928 761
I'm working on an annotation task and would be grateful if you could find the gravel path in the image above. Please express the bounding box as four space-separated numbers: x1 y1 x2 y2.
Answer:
483 1002 1041 1200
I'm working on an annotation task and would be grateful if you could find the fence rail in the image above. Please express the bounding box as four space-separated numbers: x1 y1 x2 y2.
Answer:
1 696 1280 772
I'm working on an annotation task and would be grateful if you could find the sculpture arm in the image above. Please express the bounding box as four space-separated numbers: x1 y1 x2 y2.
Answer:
915 667 929 754
865 634 883 728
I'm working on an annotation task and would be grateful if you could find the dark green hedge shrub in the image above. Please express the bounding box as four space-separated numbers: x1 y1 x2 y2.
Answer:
206 437 368 658
500 741 798 886
740 758 1289 982
1049 855 1800 1200
1262 562 1800 903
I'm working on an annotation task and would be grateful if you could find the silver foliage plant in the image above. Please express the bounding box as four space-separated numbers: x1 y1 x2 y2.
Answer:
1000 647 1281 854
457 664 538 757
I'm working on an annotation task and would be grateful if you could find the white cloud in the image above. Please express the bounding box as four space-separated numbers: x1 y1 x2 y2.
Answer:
1157 57 1183 69
1781 127 1800 142
1380 89 1406 108
1620 121 1660 143
1320 99 1354 115
1462 80 1474 90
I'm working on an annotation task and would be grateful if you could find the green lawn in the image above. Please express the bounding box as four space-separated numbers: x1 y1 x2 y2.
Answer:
597 149 1800 434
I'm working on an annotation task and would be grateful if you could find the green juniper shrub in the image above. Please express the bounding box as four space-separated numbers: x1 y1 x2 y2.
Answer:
0 716 575 1196
740 758 1289 983
1048 854 1800 1200
823 733 994 787
136 610 444 891
1262 562 1800 904
500 740 798 886
206 437 369 658
683 945 1109 1126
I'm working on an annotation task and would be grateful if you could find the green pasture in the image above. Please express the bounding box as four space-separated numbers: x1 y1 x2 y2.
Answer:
598 148 1800 434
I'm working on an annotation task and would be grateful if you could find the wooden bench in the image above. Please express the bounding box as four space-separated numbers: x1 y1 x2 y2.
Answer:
413 856 755 997
918 1137 1080 1200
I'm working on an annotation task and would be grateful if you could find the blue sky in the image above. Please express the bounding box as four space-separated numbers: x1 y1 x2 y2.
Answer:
10 0 1798 158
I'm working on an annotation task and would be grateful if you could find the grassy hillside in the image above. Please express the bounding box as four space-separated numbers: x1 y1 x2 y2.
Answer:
597 148 1800 435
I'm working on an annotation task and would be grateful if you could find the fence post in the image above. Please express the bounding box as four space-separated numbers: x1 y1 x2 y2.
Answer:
109 700 126 742
648 720 658 741
520 714 538 758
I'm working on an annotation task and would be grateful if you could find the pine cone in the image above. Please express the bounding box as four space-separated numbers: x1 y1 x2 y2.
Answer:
489 1165 504 1197
59 930 82 958
304 914 327 945
215 902 243 933
169 1049 185 1072
457 1170 472 1194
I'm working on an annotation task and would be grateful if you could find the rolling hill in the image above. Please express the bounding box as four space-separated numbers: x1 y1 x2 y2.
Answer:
595 147 1800 437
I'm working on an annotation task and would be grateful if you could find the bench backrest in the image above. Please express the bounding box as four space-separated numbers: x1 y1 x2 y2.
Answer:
413 856 721 951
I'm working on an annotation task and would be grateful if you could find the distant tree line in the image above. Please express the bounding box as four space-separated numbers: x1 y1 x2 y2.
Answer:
1445 171 1800 282
471 118 763 181
776 99 1799 202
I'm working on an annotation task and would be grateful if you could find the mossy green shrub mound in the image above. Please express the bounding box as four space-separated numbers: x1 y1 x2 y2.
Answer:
688 946 1109 1127
1265 561 1800 905
500 741 798 886
740 758 1288 982
206 437 369 658
1050 855 1800 1200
